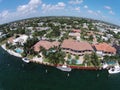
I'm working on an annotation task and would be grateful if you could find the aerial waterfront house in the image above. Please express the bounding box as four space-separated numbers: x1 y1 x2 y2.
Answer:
8 35 28 46
93 43 116 56
33 39 94 56
34 40 60 52
61 39 94 56
71 29 81 33
113 44 120 55
69 29 81 41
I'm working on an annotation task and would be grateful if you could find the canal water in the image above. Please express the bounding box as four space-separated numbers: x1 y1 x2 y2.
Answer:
0 47 120 90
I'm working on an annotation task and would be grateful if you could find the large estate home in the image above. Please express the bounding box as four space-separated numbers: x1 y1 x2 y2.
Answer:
93 43 116 56
61 39 94 56
8 35 28 45
33 39 94 56
33 39 117 57
34 40 60 52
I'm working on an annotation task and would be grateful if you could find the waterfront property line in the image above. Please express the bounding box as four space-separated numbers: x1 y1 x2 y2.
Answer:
1 44 100 71
30 60 99 70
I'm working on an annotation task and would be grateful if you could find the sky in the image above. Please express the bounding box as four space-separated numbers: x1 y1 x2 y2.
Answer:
0 0 120 26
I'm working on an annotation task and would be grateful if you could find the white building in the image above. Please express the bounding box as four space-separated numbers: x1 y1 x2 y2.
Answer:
13 35 28 45
0 32 3 36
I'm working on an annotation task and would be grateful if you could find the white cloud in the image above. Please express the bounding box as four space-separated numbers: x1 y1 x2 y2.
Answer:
84 5 88 9
69 0 83 4
87 10 99 16
104 5 115 15
0 0 42 24
42 2 66 12
0 10 9 18
109 10 115 15
104 6 111 10
17 0 42 14
97 10 101 14
88 10 93 14
57 2 66 7
74 7 80 12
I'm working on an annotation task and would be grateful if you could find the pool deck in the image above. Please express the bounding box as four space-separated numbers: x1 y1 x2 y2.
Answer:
1 44 22 58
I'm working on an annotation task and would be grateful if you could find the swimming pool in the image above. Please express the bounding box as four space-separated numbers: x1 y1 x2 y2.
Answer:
15 48 23 54
107 61 116 65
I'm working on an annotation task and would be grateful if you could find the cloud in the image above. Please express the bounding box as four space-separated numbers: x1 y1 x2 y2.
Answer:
109 10 115 15
97 10 101 14
88 10 93 14
104 6 111 10
74 7 80 12
83 5 88 9
17 0 42 14
104 5 115 15
42 2 66 12
0 0 42 24
87 10 99 16
69 0 83 4
0 10 10 23
0 10 9 18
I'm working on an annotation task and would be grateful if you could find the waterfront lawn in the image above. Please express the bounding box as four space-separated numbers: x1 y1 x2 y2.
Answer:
43 58 49 63
27 54 34 59
0 39 7 45
70 64 85 67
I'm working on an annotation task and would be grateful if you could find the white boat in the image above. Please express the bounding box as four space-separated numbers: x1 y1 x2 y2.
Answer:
56 65 72 72
22 58 30 63
108 64 120 74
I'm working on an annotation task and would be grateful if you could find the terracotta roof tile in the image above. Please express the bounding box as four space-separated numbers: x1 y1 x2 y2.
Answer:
8 37 14 43
72 29 81 33
34 41 60 52
61 39 93 51
94 43 116 53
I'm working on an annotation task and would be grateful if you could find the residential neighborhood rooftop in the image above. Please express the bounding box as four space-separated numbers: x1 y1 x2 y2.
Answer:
61 39 94 51
34 40 60 52
94 43 116 53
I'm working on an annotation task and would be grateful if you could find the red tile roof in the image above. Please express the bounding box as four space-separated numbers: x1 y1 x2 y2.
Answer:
61 39 93 51
94 43 116 53
34 41 60 52
8 37 14 43
72 29 81 33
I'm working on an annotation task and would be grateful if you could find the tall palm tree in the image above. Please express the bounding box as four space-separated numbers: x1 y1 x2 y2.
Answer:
83 53 91 66
91 52 100 66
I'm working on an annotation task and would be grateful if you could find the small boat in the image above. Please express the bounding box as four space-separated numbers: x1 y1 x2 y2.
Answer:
108 65 120 74
22 57 30 63
56 65 72 72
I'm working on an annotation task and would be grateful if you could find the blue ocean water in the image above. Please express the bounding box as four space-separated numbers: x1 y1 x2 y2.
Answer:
0 47 120 90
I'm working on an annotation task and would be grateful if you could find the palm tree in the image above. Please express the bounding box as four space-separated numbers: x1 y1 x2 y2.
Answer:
83 53 91 66
46 47 65 65
67 53 71 60
91 52 100 67
75 55 79 60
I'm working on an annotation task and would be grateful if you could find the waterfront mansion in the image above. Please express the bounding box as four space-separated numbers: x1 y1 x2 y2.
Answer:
93 43 116 56
33 39 116 57
61 39 93 56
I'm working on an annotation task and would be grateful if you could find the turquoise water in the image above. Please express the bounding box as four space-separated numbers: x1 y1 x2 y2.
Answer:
15 48 23 53
0 47 120 90
107 61 116 65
